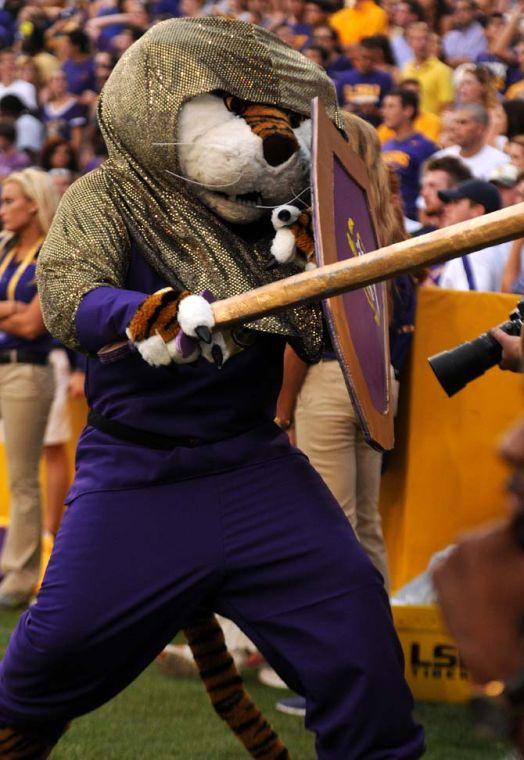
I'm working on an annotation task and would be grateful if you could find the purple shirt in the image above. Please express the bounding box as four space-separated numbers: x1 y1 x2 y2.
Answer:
382 132 437 220
0 244 53 353
326 55 352 78
0 149 30 178
74 243 286 441
443 22 487 62
334 68 392 126
62 58 96 96
335 68 392 107
96 6 127 52
506 64 524 90
67 244 290 500
40 99 87 141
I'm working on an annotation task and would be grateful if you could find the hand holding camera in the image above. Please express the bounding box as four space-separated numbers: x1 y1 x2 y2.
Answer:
428 301 524 395
491 328 523 373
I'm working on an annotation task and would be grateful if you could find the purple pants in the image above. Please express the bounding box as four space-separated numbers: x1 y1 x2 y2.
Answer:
0 451 424 759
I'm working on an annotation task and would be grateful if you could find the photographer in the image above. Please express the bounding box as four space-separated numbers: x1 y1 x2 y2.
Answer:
433 326 524 753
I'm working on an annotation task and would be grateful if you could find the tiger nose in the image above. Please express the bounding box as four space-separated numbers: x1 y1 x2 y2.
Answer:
263 133 299 167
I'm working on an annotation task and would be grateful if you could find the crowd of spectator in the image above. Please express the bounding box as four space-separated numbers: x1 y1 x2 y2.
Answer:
0 0 519 290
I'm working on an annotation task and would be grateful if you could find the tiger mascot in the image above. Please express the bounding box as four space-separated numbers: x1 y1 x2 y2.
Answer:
0 17 423 760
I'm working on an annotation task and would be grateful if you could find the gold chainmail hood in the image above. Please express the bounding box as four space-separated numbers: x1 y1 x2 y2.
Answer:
37 17 344 358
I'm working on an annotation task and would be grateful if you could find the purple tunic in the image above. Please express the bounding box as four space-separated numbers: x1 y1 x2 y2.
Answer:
68 245 288 500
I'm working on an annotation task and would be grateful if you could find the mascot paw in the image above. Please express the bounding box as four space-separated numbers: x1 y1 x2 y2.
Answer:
177 294 215 339
176 294 229 366
268 205 315 271
200 331 230 369
127 289 231 368
132 334 173 367
126 287 187 367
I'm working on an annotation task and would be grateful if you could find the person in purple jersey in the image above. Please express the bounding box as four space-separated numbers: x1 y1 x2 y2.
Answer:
0 20 424 759
334 38 393 126
0 168 60 609
381 87 437 220
40 70 86 154
311 25 352 77
0 121 30 181
60 30 96 97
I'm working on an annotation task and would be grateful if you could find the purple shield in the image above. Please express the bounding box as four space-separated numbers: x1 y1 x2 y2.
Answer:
311 99 393 450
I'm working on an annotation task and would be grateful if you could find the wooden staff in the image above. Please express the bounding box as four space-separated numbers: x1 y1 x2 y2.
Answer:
212 202 524 329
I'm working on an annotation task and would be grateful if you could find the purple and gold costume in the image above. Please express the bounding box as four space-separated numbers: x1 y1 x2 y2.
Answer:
0 250 424 758
0 19 424 759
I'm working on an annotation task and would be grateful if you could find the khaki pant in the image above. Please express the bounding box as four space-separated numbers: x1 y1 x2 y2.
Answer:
0 363 54 597
295 360 390 589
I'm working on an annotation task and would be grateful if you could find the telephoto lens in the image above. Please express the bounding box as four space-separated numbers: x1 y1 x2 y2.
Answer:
428 301 524 397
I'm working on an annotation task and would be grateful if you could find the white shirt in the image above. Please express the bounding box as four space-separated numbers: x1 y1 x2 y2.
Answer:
0 80 37 111
434 144 510 180
16 114 44 152
439 242 510 292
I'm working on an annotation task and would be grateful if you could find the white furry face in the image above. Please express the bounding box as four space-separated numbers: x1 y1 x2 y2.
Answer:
176 93 312 224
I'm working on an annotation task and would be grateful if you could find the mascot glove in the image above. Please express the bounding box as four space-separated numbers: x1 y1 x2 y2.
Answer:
269 205 316 271
126 289 230 369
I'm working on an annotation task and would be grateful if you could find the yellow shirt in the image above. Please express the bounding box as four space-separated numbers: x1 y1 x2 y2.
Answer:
377 111 442 144
329 1 388 47
402 57 454 115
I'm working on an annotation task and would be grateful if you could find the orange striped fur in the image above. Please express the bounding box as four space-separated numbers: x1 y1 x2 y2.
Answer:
223 97 300 152
127 288 190 343
288 209 315 268
184 615 290 759
0 727 59 759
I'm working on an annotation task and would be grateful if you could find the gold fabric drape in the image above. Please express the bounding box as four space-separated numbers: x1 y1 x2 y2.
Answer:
37 17 344 360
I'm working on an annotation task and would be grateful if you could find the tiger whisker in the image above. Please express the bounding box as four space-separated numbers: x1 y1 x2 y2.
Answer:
254 186 311 209
164 169 244 188
290 184 310 209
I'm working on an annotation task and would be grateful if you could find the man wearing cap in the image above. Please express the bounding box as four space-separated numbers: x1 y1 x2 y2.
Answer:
438 179 510 291
489 163 520 208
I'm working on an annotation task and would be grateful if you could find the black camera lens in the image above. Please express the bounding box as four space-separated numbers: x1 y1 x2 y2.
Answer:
428 313 522 397
429 331 503 396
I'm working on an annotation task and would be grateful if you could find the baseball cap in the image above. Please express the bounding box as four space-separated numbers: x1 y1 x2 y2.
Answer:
488 163 519 188
438 179 501 214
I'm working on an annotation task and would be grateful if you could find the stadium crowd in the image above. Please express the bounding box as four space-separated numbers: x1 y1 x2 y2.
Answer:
0 0 523 733
0 0 518 287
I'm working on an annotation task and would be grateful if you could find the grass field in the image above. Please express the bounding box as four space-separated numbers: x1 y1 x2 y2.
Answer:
0 610 512 759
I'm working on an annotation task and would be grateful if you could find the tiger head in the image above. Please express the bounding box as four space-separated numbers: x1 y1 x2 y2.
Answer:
177 92 312 224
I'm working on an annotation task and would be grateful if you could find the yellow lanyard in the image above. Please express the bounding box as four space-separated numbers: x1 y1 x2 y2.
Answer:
0 241 16 282
0 237 43 302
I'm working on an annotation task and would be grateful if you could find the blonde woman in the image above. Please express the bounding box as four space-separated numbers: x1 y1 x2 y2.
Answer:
0 168 59 608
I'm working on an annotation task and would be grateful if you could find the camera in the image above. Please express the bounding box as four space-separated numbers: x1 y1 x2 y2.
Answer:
428 301 524 397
